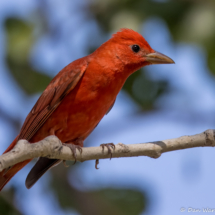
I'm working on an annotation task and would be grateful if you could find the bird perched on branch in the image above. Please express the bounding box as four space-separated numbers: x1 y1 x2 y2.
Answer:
0 28 174 191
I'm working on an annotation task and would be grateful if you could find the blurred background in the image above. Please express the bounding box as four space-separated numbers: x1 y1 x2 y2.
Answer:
0 0 215 214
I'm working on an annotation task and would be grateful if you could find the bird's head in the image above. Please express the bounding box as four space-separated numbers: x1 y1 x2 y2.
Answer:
100 28 174 74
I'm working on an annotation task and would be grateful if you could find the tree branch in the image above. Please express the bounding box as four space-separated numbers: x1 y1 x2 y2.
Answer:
1 129 215 172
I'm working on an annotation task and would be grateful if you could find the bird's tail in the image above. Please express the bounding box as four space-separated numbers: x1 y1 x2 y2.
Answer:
0 136 31 191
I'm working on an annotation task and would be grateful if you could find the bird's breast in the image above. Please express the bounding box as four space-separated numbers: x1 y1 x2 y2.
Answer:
31 66 126 145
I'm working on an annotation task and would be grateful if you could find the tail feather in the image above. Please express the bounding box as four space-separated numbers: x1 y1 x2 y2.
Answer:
0 160 31 191
25 157 60 189
0 137 61 191
0 136 31 191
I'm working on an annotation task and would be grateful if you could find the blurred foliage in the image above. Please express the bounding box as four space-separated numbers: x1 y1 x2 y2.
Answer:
0 188 22 215
123 70 168 110
90 0 192 33
4 18 51 95
51 164 146 215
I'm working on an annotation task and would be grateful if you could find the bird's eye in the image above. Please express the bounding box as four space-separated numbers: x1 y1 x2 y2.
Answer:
132 45 140 53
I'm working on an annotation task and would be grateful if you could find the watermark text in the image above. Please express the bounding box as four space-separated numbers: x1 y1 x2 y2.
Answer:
180 207 215 213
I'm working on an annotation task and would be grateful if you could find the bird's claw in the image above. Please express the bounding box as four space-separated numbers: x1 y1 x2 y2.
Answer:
63 143 82 164
63 160 69 167
95 159 99 169
100 143 115 159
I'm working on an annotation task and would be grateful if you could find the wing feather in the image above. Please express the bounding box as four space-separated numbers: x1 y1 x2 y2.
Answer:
18 60 88 141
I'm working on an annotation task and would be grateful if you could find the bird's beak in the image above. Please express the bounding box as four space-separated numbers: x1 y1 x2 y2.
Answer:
145 51 175 65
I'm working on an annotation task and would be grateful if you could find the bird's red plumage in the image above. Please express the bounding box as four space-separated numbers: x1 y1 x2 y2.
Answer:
0 28 174 190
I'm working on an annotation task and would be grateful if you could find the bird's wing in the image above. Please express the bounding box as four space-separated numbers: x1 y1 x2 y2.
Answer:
18 60 88 141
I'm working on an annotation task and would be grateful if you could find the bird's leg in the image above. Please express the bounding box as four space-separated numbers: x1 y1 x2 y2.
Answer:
100 143 115 159
63 138 83 164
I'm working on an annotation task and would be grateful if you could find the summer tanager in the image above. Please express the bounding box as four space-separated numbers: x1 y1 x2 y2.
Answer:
0 29 174 191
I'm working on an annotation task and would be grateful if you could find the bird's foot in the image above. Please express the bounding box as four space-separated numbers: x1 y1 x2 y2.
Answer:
95 159 99 169
100 143 115 159
63 143 82 164
63 160 69 167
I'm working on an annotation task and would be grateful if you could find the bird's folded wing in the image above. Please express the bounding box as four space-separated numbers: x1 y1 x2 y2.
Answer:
18 60 88 141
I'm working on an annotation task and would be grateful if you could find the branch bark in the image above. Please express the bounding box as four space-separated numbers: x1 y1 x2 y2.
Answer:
1 129 215 172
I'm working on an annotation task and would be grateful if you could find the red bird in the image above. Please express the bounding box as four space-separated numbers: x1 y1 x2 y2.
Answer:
0 29 174 190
